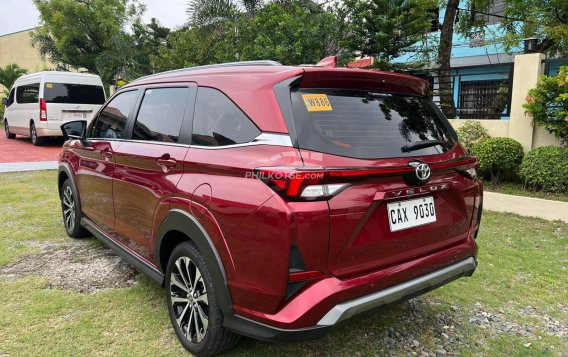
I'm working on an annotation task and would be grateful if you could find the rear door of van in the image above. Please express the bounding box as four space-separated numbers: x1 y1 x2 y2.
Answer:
43 76 106 131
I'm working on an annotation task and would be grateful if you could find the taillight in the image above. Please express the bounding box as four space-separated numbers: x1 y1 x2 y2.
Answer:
39 98 47 121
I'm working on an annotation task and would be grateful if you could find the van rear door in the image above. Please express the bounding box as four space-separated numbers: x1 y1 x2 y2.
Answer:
43 82 106 130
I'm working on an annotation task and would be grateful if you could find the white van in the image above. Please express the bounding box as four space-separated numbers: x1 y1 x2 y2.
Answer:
2 71 106 145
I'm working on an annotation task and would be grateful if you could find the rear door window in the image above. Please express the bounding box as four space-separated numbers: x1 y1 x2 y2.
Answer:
16 84 40 104
132 87 189 143
291 88 456 159
44 83 105 104
89 90 137 139
191 87 260 146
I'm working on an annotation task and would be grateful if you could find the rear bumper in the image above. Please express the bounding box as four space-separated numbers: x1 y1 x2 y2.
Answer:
36 126 63 137
225 256 477 342
317 257 476 326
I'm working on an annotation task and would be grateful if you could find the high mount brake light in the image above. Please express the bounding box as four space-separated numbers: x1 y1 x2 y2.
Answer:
253 157 478 201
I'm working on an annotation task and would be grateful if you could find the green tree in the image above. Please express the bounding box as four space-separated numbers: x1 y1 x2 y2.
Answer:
342 0 437 70
234 3 346 65
187 0 264 27
154 2 345 70
0 64 28 93
151 27 213 72
500 0 568 55
31 0 145 83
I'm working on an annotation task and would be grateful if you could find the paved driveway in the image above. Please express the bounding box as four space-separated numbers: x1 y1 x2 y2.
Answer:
0 134 63 163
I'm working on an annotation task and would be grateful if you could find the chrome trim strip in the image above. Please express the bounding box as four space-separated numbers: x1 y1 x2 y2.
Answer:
317 257 477 326
190 133 292 150
88 133 293 149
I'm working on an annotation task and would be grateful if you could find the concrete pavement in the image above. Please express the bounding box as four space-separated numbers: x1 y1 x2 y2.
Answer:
483 191 568 223
0 161 58 173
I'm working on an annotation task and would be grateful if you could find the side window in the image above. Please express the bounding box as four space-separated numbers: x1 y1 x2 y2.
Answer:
7 88 15 106
16 84 40 104
132 87 189 143
89 90 137 139
191 87 260 146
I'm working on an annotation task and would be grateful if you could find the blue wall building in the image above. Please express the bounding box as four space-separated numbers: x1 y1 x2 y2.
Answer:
395 0 522 120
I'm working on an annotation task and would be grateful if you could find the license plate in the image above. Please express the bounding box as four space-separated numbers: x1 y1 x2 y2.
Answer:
65 111 88 119
387 196 436 232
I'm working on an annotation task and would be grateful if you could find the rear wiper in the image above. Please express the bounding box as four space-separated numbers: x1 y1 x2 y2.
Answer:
402 140 446 153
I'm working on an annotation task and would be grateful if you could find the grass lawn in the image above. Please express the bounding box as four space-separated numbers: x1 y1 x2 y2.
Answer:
1 171 567 356
483 180 568 203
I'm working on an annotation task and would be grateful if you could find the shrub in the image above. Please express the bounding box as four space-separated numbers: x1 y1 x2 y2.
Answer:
456 120 490 153
520 146 568 193
471 137 524 185
523 66 568 145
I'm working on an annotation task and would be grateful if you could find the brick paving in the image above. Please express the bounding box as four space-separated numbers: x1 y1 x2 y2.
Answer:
0 133 63 163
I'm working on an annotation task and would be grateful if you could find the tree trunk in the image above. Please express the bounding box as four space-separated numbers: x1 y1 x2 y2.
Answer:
437 0 459 119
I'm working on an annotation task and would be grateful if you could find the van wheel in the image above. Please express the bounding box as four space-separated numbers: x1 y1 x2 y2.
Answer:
5 120 15 139
166 242 240 356
30 122 44 146
60 179 90 238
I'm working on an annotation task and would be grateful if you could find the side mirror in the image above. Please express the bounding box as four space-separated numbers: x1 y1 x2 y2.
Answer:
61 120 87 140
1 98 7 106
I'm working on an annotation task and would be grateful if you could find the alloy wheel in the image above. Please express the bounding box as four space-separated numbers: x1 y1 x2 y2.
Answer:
169 256 209 344
62 186 76 232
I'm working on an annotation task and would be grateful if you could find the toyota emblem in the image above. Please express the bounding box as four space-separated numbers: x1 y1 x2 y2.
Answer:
415 163 431 182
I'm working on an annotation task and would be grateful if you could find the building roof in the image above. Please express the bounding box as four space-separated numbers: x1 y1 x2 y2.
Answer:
347 58 373 68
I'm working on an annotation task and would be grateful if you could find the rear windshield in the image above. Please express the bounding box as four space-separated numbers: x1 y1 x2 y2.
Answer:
291 88 456 159
44 83 105 104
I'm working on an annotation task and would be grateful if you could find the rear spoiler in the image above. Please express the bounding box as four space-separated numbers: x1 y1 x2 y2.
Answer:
299 67 429 96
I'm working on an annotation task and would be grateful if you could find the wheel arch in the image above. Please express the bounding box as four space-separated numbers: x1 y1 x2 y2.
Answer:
57 163 82 213
156 209 233 315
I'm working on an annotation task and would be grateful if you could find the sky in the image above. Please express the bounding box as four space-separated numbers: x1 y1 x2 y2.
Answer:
0 0 189 36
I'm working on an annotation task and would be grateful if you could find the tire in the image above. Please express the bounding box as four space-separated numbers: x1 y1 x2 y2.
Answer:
30 122 44 146
5 120 15 139
165 242 240 356
60 179 90 238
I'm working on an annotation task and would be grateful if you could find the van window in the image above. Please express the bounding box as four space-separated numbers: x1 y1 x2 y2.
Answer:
44 83 105 104
16 84 40 104
290 88 456 159
191 87 260 146
89 90 137 139
7 88 15 106
132 88 188 143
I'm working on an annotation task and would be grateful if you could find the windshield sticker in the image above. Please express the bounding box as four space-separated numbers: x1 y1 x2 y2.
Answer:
302 94 333 112
46 83 53 88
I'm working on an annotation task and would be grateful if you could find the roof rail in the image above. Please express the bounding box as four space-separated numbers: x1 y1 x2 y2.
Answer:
134 60 282 82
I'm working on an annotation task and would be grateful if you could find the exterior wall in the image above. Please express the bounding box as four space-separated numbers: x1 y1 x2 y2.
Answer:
0 29 53 72
0 29 54 93
448 53 562 151
449 118 510 137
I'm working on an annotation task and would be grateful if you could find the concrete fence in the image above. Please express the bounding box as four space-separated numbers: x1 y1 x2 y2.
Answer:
447 53 562 152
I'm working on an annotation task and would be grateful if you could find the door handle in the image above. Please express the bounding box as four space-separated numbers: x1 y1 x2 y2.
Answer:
157 158 177 168
101 149 113 160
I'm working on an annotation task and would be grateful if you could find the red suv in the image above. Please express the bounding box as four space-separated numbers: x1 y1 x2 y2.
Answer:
58 61 482 356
